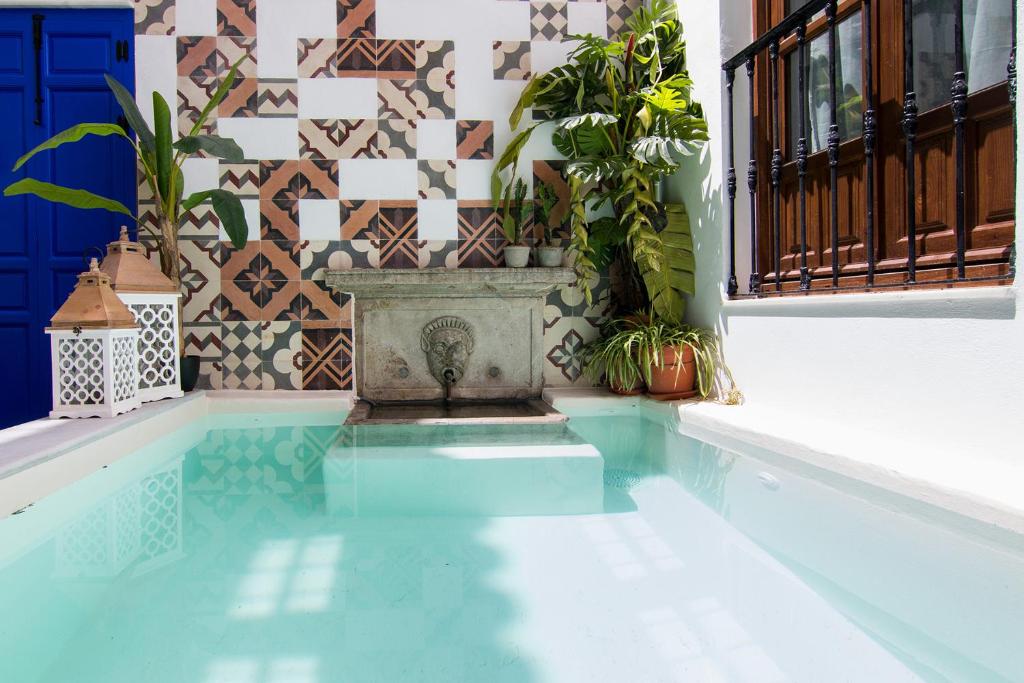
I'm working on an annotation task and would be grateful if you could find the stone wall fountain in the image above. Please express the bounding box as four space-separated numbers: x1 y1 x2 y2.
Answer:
325 267 575 424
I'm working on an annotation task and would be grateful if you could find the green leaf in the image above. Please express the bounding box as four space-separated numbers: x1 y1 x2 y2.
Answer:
4 178 135 217
555 112 618 132
174 135 244 162
184 189 248 248
490 124 539 206
12 123 131 171
637 203 695 323
153 91 173 205
105 74 156 154
509 76 542 129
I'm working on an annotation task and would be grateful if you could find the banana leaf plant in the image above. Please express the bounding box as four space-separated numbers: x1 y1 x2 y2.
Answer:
3 62 249 289
492 0 708 322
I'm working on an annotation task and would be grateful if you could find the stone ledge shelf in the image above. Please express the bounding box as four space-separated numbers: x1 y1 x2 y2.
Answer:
325 267 576 299
324 268 577 402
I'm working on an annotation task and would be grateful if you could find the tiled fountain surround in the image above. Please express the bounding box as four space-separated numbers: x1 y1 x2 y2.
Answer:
133 0 643 391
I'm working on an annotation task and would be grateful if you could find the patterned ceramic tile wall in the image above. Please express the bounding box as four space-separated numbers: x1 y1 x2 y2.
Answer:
135 0 642 390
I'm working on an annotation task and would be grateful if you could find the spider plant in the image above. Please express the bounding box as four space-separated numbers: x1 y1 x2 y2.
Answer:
580 318 647 393
582 314 720 399
3 61 249 289
492 0 708 322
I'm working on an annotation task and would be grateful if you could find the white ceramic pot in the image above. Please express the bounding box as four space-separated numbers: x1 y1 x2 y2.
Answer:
536 246 564 267
504 245 531 268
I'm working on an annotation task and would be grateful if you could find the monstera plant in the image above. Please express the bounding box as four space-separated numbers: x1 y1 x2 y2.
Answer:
4 62 249 288
492 0 708 322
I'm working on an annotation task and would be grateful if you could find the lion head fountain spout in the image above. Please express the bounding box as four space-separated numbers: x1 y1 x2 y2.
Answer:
420 316 474 402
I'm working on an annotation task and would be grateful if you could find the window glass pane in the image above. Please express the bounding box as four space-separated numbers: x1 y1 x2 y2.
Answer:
912 0 1013 112
787 11 863 155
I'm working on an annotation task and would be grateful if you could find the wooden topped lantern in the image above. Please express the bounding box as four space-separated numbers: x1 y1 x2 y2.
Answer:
46 258 141 418
100 226 183 403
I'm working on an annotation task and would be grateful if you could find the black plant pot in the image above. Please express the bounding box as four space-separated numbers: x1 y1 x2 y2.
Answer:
180 354 201 392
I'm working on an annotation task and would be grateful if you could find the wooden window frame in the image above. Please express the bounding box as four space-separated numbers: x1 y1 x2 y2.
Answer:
747 0 1015 295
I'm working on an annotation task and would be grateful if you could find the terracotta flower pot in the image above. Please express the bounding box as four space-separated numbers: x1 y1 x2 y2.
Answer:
647 344 698 400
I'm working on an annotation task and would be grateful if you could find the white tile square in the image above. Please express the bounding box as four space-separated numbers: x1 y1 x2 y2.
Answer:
530 40 575 76
181 158 220 197
175 0 217 36
338 159 418 200
258 0 336 78
416 120 457 160
134 36 176 126
299 199 341 240
217 117 299 160
298 79 378 119
568 2 607 39
455 159 497 200
221 199 261 241
416 199 458 240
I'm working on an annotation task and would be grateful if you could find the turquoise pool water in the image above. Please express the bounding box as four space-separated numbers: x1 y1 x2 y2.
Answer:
1 413 1022 682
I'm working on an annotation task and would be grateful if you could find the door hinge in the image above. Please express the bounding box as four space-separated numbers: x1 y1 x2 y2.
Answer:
115 39 129 62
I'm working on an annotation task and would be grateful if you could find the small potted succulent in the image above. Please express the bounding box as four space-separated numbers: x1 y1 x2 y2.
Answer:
501 177 532 268
534 180 564 267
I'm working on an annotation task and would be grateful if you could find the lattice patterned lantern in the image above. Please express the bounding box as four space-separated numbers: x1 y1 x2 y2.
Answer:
47 258 141 418
100 226 183 403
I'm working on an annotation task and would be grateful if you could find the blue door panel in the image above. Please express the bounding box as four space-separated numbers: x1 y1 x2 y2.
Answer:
0 8 134 429
49 35 113 74
0 271 28 309
0 87 29 257
0 33 22 72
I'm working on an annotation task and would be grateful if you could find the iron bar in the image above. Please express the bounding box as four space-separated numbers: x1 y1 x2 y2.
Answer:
770 40 782 292
863 0 876 286
726 67 739 296
902 0 919 283
723 0 830 71
746 57 761 294
797 23 810 290
951 0 967 279
827 0 840 288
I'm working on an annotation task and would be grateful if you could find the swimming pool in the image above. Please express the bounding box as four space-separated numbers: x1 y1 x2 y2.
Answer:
1 407 1021 682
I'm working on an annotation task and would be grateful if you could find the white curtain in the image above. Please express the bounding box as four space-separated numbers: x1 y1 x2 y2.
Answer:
966 0 1014 93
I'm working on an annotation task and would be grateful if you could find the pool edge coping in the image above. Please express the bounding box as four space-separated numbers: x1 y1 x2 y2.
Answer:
0 391 354 519
544 388 1024 537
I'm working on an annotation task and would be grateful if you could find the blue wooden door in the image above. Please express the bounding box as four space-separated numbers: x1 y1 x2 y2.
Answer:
0 9 134 429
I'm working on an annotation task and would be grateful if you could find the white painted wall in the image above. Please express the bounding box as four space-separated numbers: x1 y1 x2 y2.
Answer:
668 0 1023 464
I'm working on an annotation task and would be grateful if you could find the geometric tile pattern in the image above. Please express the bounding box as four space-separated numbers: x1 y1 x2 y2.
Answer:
531 1 569 41
221 321 262 389
142 0 633 389
606 0 642 41
493 41 531 81
456 120 493 160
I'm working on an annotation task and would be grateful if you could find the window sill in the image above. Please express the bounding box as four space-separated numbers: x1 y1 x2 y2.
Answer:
721 282 1018 318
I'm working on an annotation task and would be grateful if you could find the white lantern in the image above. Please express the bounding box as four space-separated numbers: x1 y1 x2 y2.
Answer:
47 258 142 419
100 226 183 403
